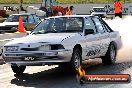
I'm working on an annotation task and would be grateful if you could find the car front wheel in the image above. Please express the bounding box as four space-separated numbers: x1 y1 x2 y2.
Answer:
70 48 82 72
11 65 26 75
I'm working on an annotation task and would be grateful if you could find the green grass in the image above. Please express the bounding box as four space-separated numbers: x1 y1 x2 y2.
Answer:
0 0 41 4
0 0 131 4
56 0 132 4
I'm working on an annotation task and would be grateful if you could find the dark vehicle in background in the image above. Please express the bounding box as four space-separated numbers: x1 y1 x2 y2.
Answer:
0 13 41 33
0 10 6 17
90 7 106 18
0 6 14 18
3 6 15 11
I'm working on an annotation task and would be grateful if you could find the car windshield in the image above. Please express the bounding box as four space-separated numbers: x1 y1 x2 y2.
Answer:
93 8 105 12
32 17 83 34
5 15 28 22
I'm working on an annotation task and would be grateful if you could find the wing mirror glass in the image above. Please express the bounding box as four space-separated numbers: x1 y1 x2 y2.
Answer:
85 29 95 36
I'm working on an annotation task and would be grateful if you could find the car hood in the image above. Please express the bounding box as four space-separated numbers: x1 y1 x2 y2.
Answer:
5 33 80 45
0 22 19 26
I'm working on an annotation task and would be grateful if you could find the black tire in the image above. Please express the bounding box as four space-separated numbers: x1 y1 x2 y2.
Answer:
59 63 69 68
58 63 70 74
70 48 82 73
24 27 27 31
11 65 26 75
102 43 117 65
0 31 5 34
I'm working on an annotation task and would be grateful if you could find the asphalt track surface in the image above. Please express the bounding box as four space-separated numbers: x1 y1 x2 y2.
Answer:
0 58 132 88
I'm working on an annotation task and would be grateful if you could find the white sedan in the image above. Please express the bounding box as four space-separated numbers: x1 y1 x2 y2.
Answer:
2 15 122 75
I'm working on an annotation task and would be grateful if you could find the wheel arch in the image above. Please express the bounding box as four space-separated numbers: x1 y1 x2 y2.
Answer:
110 41 117 50
73 44 82 55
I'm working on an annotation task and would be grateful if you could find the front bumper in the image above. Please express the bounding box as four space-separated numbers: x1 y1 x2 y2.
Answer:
2 49 72 66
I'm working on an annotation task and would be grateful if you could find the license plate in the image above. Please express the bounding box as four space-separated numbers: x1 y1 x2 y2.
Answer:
24 57 35 61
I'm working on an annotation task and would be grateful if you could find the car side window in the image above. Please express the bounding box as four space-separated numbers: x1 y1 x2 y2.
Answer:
28 15 34 23
101 23 110 32
92 17 105 34
101 20 112 32
84 17 96 33
53 18 66 32
33 15 41 23
66 17 83 31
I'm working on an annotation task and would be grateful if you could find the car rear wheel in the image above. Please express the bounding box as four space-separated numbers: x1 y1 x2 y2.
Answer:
102 43 116 65
11 65 26 75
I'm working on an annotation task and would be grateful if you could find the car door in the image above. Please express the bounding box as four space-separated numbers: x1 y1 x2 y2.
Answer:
82 17 101 60
92 17 111 57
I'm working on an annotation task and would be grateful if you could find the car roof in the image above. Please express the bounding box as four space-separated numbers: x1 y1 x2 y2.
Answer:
11 13 35 16
48 15 93 19
93 7 104 8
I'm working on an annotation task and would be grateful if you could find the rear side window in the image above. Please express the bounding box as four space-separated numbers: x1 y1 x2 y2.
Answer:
84 17 96 33
92 17 105 34
100 19 113 32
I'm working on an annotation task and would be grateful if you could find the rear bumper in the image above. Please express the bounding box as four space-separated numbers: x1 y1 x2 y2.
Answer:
91 13 106 18
2 49 72 66
0 26 18 33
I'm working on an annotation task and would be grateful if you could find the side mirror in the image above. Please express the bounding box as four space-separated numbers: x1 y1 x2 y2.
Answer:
85 29 95 36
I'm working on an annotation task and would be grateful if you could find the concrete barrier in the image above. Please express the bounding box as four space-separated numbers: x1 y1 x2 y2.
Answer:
27 6 35 14
27 6 46 17
36 10 46 16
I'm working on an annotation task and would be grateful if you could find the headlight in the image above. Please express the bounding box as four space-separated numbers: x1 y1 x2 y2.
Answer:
39 44 65 51
4 46 19 51
50 44 65 50
39 45 51 51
